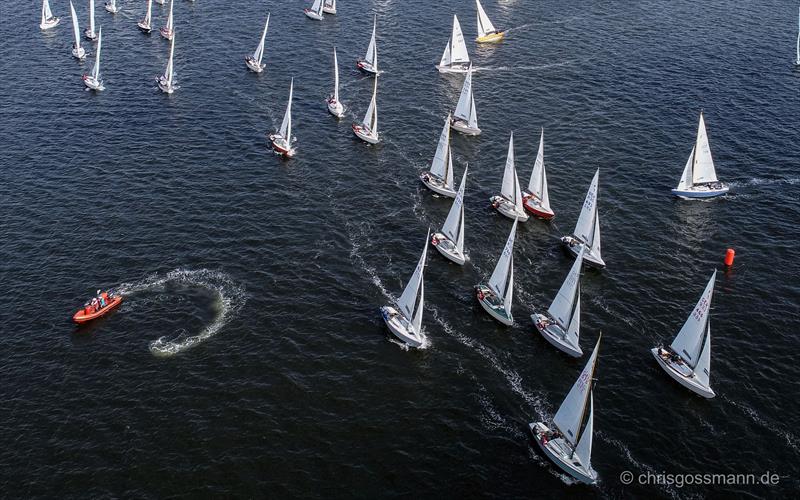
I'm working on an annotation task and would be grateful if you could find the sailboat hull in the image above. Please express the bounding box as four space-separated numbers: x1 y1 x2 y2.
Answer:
432 233 466 265
476 31 505 43
532 313 582 357
436 62 472 74
650 348 715 398
40 18 61 30
529 422 598 485
476 284 513 325
160 28 174 40
523 193 555 220
671 184 729 199
82 75 104 91
380 306 424 348
84 30 98 41
104 3 119 13
420 172 456 198
326 98 344 118
322 6 336 14
450 118 481 136
356 60 378 75
72 47 86 60
304 9 324 20
352 124 379 144
137 22 152 33
245 57 265 73
490 196 529 222
269 135 296 158
561 237 605 268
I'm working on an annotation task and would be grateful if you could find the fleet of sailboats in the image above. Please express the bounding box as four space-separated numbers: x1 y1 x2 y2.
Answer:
83 27 104 91
40 0 60 30
490 133 529 222
530 336 601 485
352 77 380 144
160 0 175 41
420 114 457 198
522 129 555 220
475 0 505 43
561 169 604 268
157 30 178 93
84 0 98 41
450 66 480 135
672 112 729 199
436 15 471 73
137 0 153 33
380 231 429 348
245 13 270 73
357 15 379 75
326 47 345 118
270 78 297 157
476 220 517 326
651 271 717 398
69 1 86 60
304 0 324 21
533 246 585 357
432 166 468 265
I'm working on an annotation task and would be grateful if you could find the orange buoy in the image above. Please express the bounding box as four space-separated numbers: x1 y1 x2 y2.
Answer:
724 248 735 267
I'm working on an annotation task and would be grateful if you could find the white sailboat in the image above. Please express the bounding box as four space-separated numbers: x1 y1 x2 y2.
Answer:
157 30 178 93
491 133 529 222
245 13 269 73
476 219 517 326
432 166 468 265
326 47 345 117
138 0 153 33
450 65 480 135
532 246 585 357
381 231 429 348
561 169 604 268
475 0 505 43
523 128 555 220
357 15 378 74
352 77 380 144
160 0 175 40
436 15 471 73
84 0 98 40
104 0 119 14
269 78 297 158
671 112 729 199
651 271 716 399
69 2 86 59
304 0 324 20
83 27 104 91
40 0 61 30
530 336 601 485
323 0 337 15
420 114 457 198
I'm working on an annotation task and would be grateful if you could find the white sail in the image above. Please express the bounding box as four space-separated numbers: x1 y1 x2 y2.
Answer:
475 0 496 37
324 0 336 12
143 0 152 27
397 233 429 332
165 0 174 31
253 14 270 64
573 392 594 468
332 47 340 102
42 0 54 22
554 336 599 447
488 220 517 310
671 271 715 369
442 166 468 253
279 78 294 143
499 134 523 213
694 328 712 388
70 2 82 50
430 115 453 182
454 68 473 121
164 31 175 85
797 7 800 65
439 42 451 68
91 27 102 79
364 15 377 69
527 128 551 211
548 245 584 340
309 0 323 15
573 169 601 260
88 0 95 35
450 15 470 64
676 146 694 191
691 112 717 184
362 77 378 132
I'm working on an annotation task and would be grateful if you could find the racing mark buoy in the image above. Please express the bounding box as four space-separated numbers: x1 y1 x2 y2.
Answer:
724 248 735 267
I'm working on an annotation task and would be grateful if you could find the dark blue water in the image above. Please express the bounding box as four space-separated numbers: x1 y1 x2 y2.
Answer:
2 0 799 497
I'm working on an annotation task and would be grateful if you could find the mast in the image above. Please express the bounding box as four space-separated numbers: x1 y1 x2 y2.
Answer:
92 27 102 79
333 47 340 101
165 31 175 85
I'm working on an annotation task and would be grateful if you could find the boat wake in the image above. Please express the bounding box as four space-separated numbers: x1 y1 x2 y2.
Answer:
599 431 683 499
115 269 247 357
722 395 800 455
730 177 800 188
471 60 578 73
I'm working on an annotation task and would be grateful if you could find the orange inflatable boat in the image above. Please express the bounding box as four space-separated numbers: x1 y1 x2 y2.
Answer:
72 292 123 324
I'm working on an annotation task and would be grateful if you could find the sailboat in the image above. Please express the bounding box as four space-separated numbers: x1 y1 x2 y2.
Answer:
432 166 468 265
352 77 380 144
357 15 378 74
69 2 86 59
380 231 429 348
490 133 529 222
326 47 345 118
561 169 604 268
160 0 175 40
532 246 585 357
475 0 505 43
436 15 471 73
323 0 337 15
245 13 270 73
304 0 324 20
475 219 517 326
530 336 601 485
104 0 119 14
450 65 480 135
84 0 98 40
82 27 104 91
523 128 555 219
672 112 729 199
420 114 457 198
138 0 153 33
40 0 60 30
651 271 716 399
157 30 178 93
269 78 297 158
